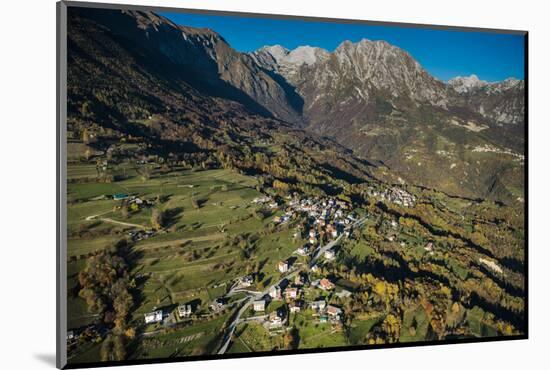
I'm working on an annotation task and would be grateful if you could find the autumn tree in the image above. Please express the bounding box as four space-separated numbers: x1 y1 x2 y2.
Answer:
151 208 165 230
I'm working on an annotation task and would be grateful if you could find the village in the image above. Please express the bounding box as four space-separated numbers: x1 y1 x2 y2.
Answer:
141 193 367 352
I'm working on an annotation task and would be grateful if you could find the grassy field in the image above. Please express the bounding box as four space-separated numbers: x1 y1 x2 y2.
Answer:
132 314 230 359
294 310 349 349
348 315 384 345
67 165 279 346
399 306 430 342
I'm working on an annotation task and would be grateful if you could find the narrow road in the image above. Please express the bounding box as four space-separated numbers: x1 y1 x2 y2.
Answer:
310 216 367 267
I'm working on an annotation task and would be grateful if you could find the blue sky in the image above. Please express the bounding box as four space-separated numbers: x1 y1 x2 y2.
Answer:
160 12 525 82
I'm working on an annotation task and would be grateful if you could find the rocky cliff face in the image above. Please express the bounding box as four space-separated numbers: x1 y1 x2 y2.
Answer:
106 10 305 124
449 75 524 125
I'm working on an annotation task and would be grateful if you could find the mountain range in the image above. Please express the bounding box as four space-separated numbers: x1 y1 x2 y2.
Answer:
67 8 525 204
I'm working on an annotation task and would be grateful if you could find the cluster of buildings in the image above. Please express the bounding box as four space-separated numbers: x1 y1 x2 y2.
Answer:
310 300 343 323
367 186 416 207
250 271 343 326
291 197 354 228
283 196 359 257
253 195 357 238
143 303 195 325
251 196 278 209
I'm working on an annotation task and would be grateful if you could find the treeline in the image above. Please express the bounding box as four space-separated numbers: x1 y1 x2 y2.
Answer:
78 239 136 361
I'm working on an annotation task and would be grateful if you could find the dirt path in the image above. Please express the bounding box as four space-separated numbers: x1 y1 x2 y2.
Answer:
98 217 146 229
85 210 146 229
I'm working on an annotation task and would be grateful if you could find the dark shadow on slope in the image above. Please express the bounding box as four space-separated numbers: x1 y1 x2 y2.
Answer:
262 68 305 115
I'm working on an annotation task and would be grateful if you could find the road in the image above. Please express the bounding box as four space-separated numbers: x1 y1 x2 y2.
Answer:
309 217 367 267
217 216 367 354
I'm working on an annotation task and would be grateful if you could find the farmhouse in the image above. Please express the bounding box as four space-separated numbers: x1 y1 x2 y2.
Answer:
144 310 163 324
177 304 192 318
253 300 266 312
319 278 335 291
327 305 342 317
278 261 289 273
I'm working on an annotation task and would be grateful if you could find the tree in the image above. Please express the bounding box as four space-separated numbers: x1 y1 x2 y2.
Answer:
151 208 165 230
283 327 300 349
82 128 91 144
382 314 401 343
139 166 152 182
120 203 129 219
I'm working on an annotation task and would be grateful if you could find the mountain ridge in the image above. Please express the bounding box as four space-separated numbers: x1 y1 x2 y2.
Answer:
67 8 524 204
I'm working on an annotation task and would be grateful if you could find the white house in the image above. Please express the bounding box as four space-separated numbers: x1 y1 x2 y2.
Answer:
253 300 266 312
209 299 225 312
278 261 289 273
311 300 326 311
144 310 163 324
177 304 192 318
269 286 282 300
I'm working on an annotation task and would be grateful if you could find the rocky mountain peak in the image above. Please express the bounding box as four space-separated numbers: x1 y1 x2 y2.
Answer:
286 45 330 66
257 44 290 63
448 74 488 93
